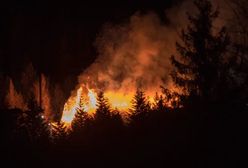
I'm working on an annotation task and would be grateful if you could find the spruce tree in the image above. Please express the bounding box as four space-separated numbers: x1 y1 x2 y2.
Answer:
129 90 150 125
17 97 50 144
71 93 89 134
154 93 166 112
94 91 112 123
71 108 88 133
171 0 230 101
51 121 67 144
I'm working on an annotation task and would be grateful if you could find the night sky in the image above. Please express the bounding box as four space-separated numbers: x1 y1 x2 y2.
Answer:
0 0 180 84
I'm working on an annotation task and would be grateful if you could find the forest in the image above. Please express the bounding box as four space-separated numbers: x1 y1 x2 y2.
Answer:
0 0 246 167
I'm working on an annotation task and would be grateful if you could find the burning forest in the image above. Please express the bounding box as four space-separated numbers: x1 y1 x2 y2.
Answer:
0 0 246 167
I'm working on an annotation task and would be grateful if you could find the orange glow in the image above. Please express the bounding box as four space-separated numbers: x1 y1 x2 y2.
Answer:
84 89 97 112
61 86 158 126
61 87 83 124
104 92 133 110
60 84 173 126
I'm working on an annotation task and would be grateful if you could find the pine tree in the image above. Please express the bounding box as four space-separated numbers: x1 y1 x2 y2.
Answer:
71 107 88 134
153 93 166 112
51 121 67 144
94 91 112 123
17 97 50 144
171 0 230 101
129 90 150 124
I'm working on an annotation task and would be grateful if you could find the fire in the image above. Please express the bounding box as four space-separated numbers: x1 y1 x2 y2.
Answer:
61 87 134 125
61 87 99 125
84 89 97 112
104 92 133 110
61 84 163 126
61 87 83 124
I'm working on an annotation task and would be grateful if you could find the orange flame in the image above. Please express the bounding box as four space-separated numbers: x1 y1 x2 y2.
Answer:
61 87 83 124
61 85 162 126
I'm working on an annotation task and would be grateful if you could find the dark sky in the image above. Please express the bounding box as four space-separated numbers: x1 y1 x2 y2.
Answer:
0 0 181 84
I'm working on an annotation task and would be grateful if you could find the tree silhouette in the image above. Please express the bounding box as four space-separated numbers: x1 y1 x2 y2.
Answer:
17 96 50 144
71 107 89 133
93 91 124 140
153 92 166 112
129 90 150 125
171 0 230 101
71 94 89 134
94 91 112 123
51 121 67 144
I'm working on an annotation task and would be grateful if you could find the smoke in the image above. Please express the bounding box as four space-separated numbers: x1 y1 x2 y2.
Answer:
74 0 200 95
4 0 245 119
77 12 181 95
70 0 241 97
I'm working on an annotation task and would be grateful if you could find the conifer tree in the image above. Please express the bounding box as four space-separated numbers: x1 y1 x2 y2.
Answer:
51 121 67 144
71 93 89 134
171 0 230 101
17 97 50 144
153 93 166 112
94 91 112 123
129 90 150 124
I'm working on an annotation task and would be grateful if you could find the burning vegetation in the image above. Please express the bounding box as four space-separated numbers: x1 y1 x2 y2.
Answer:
1 0 246 167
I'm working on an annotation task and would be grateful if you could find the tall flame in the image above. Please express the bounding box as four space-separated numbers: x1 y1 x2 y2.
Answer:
61 87 83 124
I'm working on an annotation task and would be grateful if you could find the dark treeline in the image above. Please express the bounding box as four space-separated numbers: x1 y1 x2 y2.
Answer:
0 0 246 167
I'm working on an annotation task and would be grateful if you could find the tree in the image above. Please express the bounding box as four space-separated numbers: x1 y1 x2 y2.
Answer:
153 92 166 112
17 97 50 144
71 107 89 134
71 94 89 134
94 91 112 123
171 0 230 101
93 92 124 135
51 121 67 144
129 90 150 125
226 0 248 104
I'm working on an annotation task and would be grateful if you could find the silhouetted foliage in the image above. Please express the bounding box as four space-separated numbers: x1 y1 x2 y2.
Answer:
94 91 112 123
153 92 166 112
0 0 243 167
17 96 50 144
71 94 90 135
161 87 182 109
71 107 89 133
51 121 67 144
129 90 150 126
171 0 230 102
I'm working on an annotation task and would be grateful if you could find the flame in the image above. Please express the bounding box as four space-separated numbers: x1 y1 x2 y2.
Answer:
61 87 99 125
61 87 83 124
60 87 135 126
84 89 97 112
61 87 137 126
60 84 164 126
104 92 133 110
